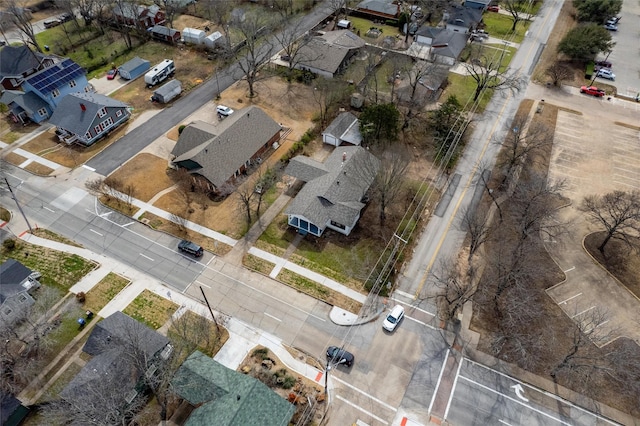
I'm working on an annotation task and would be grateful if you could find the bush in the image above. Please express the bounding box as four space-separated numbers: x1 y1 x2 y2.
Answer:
76 291 86 303
178 125 186 134
282 375 296 389
2 238 16 251
252 347 269 359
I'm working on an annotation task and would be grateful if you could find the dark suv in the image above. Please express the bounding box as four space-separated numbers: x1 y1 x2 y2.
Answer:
178 240 203 257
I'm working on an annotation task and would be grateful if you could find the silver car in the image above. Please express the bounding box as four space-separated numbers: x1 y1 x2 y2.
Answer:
596 68 616 81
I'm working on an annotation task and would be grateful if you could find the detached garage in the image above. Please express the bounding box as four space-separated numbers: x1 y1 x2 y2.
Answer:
118 57 150 80
322 112 362 146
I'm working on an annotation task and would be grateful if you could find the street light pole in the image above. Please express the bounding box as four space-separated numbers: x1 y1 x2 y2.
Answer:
4 177 33 233
215 65 221 100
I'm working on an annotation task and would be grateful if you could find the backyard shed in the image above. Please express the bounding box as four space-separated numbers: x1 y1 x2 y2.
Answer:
151 79 182 103
149 25 181 43
204 31 223 49
117 57 150 80
182 27 205 45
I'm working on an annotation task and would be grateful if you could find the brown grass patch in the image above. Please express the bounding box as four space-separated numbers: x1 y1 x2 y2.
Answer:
108 153 174 202
3 152 27 166
167 125 181 141
277 268 362 314
139 211 233 256
123 289 179 330
24 161 55 175
243 253 276 276
168 310 229 358
84 272 130 313
21 124 129 168
31 228 82 247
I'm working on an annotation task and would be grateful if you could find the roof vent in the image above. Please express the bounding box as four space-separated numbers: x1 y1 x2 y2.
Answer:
236 395 241 401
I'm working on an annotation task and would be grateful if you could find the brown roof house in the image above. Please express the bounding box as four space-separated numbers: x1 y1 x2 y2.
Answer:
171 106 282 190
284 145 379 237
171 351 295 426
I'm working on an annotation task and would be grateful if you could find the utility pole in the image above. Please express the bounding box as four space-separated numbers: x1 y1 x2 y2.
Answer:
4 177 33 233
199 286 221 334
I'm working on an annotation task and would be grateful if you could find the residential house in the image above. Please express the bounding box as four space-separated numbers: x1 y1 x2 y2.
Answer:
0 56 89 124
112 3 165 29
61 312 171 414
355 0 399 20
48 92 130 146
171 106 281 190
149 25 181 43
285 145 379 236
444 4 483 33
291 30 365 78
0 44 54 91
430 29 469 65
171 351 295 426
0 259 40 325
464 0 492 9
322 112 362 146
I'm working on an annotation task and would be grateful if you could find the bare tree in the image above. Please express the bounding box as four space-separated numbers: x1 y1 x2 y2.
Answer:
4 0 40 52
496 115 553 187
371 146 410 225
111 0 137 48
545 62 572 87
254 166 278 216
459 204 493 268
204 0 230 27
502 0 529 32
432 257 476 322
170 213 189 234
273 20 318 81
398 59 442 125
232 13 274 98
312 77 348 127
550 307 617 388
235 178 256 226
462 44 523 102
328 0 347 21
579 190 640 254
153 0 184 28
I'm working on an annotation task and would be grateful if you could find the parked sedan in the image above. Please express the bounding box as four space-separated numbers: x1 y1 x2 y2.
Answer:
326 346 354 367
596 68 615 81
216 105 234 117
487 5 499 12
580 86 606 97
43 19 61 29
604 23 618 31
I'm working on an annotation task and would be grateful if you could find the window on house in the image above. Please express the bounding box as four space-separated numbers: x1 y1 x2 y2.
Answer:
18 294 27 303
97 108 107 118
69 79 77 88
116 110 123 118
38 108 47 117
84 86 90 92
95 125 101 134
330 220 346 230
310 223 320 235
85 132 92 140
52 88 60 97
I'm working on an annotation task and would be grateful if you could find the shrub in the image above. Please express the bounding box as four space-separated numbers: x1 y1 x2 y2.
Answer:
282 375 296 389
252 347 269 359
76 291 86 303
178 125 186 134
2 239 16 251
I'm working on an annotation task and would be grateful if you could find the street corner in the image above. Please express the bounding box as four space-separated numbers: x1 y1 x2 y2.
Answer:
329 306 360 325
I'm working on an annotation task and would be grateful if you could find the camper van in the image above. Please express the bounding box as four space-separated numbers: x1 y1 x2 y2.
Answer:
144 59 175 87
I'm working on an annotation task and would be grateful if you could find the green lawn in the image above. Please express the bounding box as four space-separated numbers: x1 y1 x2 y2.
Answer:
482 12 531 43
84 272 130 313
0 241 97 293
461 43 517 71
443 73 495 113
123 289 178 330
348 16 400 41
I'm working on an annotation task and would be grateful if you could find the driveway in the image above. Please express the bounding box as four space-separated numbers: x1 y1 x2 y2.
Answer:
527 83 640 346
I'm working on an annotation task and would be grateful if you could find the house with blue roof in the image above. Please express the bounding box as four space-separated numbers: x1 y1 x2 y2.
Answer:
0 57 91 124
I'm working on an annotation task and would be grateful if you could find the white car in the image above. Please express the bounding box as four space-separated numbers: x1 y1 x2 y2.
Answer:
596 68 615 81
382 305 405 332
216 105 234 117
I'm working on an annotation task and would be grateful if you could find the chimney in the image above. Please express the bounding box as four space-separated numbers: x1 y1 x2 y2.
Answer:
80 103 86 111
342 152 347 161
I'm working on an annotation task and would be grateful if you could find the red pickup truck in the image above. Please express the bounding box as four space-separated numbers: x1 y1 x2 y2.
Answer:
580 86 606 97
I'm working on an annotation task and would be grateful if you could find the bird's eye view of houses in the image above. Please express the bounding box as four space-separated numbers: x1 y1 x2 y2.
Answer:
1 0 639 425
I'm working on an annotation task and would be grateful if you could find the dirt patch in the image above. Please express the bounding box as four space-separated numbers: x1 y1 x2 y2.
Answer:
24 161 55 175
172 14 211 30
2 152 27 166
584 232 640 299
240 347 325 425
108 153 174 202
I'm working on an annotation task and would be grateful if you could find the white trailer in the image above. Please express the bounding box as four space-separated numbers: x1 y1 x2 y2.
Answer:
144 59 175 87
182 27 205 45
204 31 223 49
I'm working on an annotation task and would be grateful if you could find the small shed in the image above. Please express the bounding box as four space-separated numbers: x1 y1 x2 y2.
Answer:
182 27 205 45
151 79 182 103
204 31 224 49
337 19 352 29
149 25 181 43
118 57 151 80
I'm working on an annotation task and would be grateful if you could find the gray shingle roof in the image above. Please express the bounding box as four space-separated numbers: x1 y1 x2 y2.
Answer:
82 311 169 357
431 30 469 59
296 31 365 75
172 351 295 426
48 92 129 136
415 26 443 39
171 106 281 188
356 0 399 15
0 90 48 115
323 112 362 145
0 45 44 77
285 145 379 231
0 260 32 303
446 4 483 27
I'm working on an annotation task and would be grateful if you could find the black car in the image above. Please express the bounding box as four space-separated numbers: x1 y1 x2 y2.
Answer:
59 13 73 23
178 240 203 258
43 19 61 29
326 346 354 367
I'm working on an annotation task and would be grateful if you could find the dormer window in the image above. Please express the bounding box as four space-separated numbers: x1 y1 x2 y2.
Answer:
98 107 107 118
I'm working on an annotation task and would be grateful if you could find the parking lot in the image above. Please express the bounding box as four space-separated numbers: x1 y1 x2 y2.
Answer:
598 0 640 99
537 88 640 345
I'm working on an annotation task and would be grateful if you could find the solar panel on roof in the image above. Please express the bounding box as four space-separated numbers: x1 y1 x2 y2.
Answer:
27 59 85 94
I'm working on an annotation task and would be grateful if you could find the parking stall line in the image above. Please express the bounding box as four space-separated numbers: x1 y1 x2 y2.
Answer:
443 355 465 420
332 376 397 412
558 292 581 305
571 306 595 318
428 348 450 414
335 395 389 425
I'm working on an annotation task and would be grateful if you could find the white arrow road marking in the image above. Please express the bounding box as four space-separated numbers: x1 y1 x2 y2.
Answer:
511 384 529 402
